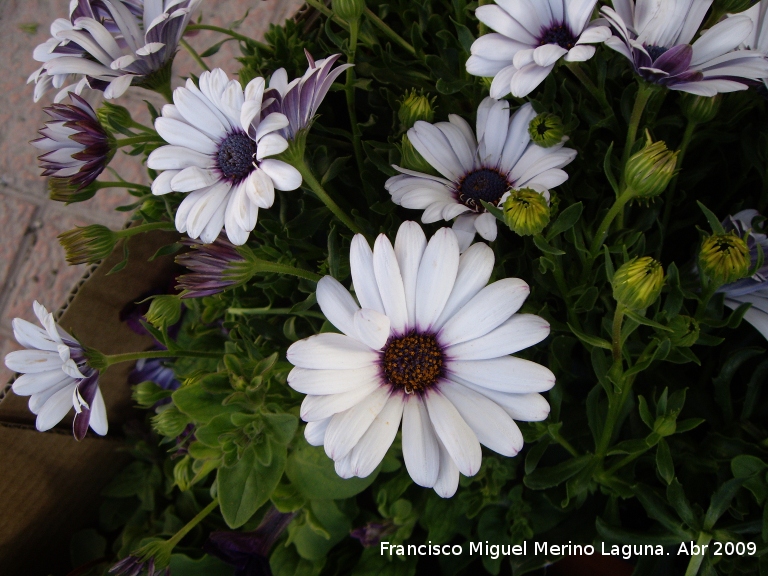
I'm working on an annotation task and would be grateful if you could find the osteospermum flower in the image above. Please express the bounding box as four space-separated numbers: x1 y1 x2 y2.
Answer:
733 1 768 89
385 99 576 251
30 0 200 101
602 0 768 95
31 93 114 191
4 302 106 440
286 222 553 497
147 69 302 245
467 0 612 98
176 237 248 298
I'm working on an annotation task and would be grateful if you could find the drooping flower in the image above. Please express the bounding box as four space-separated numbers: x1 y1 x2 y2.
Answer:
467 0 612 98
719 210 768 339
385 99 576 251
32 93 114 191
30 0 201 101
732 1 768 89
287 222 553 497
176 237 248 298
4 302 107 440
601 0 768 96
147 69 302 245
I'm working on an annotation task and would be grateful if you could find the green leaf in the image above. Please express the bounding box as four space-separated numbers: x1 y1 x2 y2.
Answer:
624 309 673 332
480 200 505 223
635 484 690 538
547 202 583 240
321 155 351 185
603 142 619 195
568 323 612 350
732 455 767 478
675 418 705 433
288 500 353 561
596 517 686 546
263 413 299 445
218 442 287 528
195 414 237 448
270 543 324 576
533 234 566 255
173 382 240 424
524 455 593 490
667 478 699 530
169 554 233 576
656 438 674 485
697 201 726 234
703 478 745 531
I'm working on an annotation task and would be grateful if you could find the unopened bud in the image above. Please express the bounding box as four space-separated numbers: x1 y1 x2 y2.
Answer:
668 315 700 348
58 225 118 265
612 257 665 310
132 381 173 408
96 101 133 133
145 295 182 330
173 456 195 491
699 233 751 285
400 134 436 174
332 0 365 23
49 178 99 204
152 406 189 438
503 188 550 236
624 134 679 200
528 113 565 148
398 90 435 129
680 93 721 124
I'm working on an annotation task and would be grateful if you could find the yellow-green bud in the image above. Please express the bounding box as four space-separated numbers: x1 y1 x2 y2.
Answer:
58 224 118 265
503 188 551 236
49 178 99 204
132 381 173 408
528 113 565 148
624 134 679 200
612 257 665 310
96 101 133 132
151 405 189 438
398 90 435 129
680 93 721 124
668 315 700 348
145 295 182 330
699 233 751 285
332 0 365 22
400 134 437 174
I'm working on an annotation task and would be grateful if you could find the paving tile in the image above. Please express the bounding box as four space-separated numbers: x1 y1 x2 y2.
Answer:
0 192 36 289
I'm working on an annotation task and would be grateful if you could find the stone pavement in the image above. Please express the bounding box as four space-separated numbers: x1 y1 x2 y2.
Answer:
0 0 305 384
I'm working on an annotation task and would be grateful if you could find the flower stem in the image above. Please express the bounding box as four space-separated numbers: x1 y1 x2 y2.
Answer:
180 38 210 72
620 83 656 186
248 260 323 283
589 189 634 257
304 0 350 31
167 498 220 548
228 307 326 319
364 8 416 55
566 63 613 121
549 428 580 457
684 532 713 576
185 24 270 50
115 135 163 148
344 19 366 179
102 348 222 368
118 221 178 237
611 305 625 363
95 181 151 192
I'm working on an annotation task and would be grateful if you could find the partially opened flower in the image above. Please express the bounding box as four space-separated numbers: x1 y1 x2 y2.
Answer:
32 93 114 191
602 0 768 96
385 98 576 251
176 237 249 298
467 0 611 98
30 0 201 101
732 1 768 89
4 302 107 440
287 222 553 497
147 69 302 245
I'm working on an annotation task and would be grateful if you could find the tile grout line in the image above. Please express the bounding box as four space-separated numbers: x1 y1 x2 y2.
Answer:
0 203 44 326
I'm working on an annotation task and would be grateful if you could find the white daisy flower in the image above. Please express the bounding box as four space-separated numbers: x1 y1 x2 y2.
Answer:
4 301 107 440
147 69 302 245
385 98 577 252
732 1 768 90
467 0 612 98
286 222 554 497
602 0 768 96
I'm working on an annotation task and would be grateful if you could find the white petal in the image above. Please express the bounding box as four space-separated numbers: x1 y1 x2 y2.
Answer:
446 314 550 360
691 16 753 68
12 318 58 351
474 212 498 242
244 168 275 209
415 228 460 331
350 235 385 314
433 437 460 498
450 357 555 393
533 44 568 67
489 65 517 99
564 45 597 62
104 75 134 99
510 63 555 98
458 381 551 422
171 166 219 192
288 365 381 395
408 122 463 181
147 145 211 170
394 221 428 327
89 386 108 435
12 370 70 396
424 389 481 476
451 214 479 253
255 133 288 161
35 385 74 431
151 169 179 195
373 234 408 334
324 386 391 459
435 242 495 329
305 418 331 446
316 276 359 337
186 182 231 240
254 112 289 142
402 396 440 487
344 395 405 478
5 350 64 374
287 333 380 370
155 117 217 154
353 308 391 350
258 159 302 191
300 381 381 421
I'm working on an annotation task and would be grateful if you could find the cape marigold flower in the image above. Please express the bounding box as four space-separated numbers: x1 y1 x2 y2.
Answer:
385 99 576 251
287 222 553 497
176 237 248 298
4 302 107 440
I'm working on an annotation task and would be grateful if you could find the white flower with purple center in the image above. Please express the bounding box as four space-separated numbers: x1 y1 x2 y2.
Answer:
147 69 302 245
4 302 107 440
385 98 576 252
286 222 553 497
467 0 612 98
602 0 768 96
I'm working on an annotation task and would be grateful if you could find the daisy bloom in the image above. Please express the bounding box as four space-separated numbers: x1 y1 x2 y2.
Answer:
385 98 577 252
601 0 768 96
467 0 612 98
32 92 114 191
4 302 107 440
147 69 302 245
286 222 553 497
732 1 768 89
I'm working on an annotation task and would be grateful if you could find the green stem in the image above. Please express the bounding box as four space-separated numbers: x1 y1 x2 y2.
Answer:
128 120 156 133
605 449 648 475
115 135 163 148
612 305 625 363
228 307 325 319
102 349 222 368
167 498 220 548
185 24 270 50
364 8 416 55
684 532 713 576
550 429 580 457
344 19 366 178
95 181 151 192
659 119 697 250
295 157 365 235
118 221 178 237
596 375 636 460
305 0 350 31
566 63 613 120
553 256 583 332
248 260 323 283
619 83 656 188
589 189 634 257
180 38 209 72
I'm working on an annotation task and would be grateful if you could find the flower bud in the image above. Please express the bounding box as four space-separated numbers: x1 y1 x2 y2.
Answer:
400 134 436 174
528 113 565 148
612 257 665 310
173 456 195 491
679 93 721 124
58 225 118 265
96 101 133 133
132 381 173 408
624 134 679 200
145 295 182 330
668 315 700 348
699 232 751 285
48 178 99 204
332 0 365 23
152 406 189 438
398 90 435 129
503 188 551 236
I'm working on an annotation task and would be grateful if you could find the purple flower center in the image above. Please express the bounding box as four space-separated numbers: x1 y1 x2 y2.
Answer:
457 168 510 211
540 24 577 50
217 132 256 182
644 45 669 61
382 331 444 394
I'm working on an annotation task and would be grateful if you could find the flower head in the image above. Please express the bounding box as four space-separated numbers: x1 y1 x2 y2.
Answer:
32 93 114 192
503 188 551 236
385 98 576 251
612 257 665 310
30 0 201 101
4 302 107 440
58 224 118 265
287 222 553 497
528 113 565 148
602 0 768 95
466 0 611 98
148 69 303 245
700 232 751 285
176 237 250 298
110 552 170 576
398 90 436 129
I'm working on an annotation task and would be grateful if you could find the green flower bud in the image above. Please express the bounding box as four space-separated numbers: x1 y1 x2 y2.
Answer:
58 224 118 265
145 295 182 330
624 134 679 200
49 178 99 204
332 0 365 23
132 381 173 408
398 90 435 129
699 232 750 285
679 93 722 124
173 455 195 491
151 405 189 438
96 101 133 133
400 134 437 174
503 188 551 236
528 113 565 148
612 257 665 310
668 315 700 348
